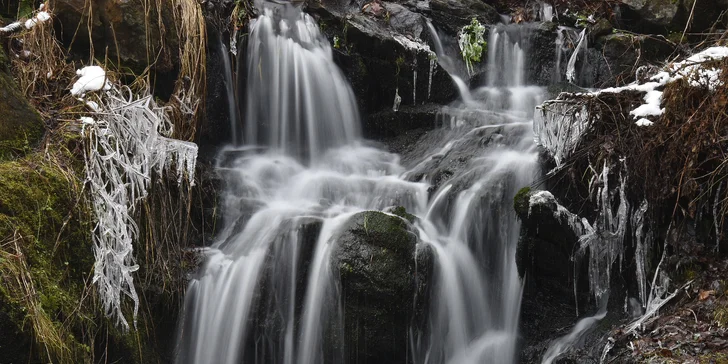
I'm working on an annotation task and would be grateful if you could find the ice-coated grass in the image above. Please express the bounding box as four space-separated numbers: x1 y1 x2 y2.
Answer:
81 85 197 330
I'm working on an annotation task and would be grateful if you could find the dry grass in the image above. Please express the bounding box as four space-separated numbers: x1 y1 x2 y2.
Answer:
553 56 728 248
10 2 79 118
0 232 72 362
169 0 207 142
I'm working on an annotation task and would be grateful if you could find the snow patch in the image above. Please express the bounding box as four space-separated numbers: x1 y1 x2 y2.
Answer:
635 118 654 127
71 66 112 96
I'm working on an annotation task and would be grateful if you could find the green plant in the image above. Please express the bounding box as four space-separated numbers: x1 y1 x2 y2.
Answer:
458 18 486 75
395 55 405 76
333 35 341 49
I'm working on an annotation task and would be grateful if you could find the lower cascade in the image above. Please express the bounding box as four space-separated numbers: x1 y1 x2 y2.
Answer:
176 4 542 364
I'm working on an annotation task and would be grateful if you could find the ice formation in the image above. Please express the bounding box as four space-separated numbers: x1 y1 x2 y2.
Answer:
576 162 629 304
81 83 198 329
458 18 486 75
1 4 50 33
536 47 728 169
631 200 651 307
72 66 112 96
565 29 587 84
533 99 590 169
626 244 682 334
24 10 51 29
428 58 435 100
393 87 401 112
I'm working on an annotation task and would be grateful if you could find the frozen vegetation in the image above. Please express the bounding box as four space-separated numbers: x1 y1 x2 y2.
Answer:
78 69 198 329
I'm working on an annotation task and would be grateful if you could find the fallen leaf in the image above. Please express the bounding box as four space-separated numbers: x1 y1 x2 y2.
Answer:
699 289 715 300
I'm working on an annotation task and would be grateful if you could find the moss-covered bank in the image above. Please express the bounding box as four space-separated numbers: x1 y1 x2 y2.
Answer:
0 126 177 363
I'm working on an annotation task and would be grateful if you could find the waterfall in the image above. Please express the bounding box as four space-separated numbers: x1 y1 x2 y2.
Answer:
177 3 543 363
408 23 543 364
242 5 360 161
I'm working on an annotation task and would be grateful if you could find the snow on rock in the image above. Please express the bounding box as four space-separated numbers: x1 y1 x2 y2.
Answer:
535 46 728 169
71 66 112 96
635 118 654 127
0 21 23 33
393 34 435 57
24 10 51 29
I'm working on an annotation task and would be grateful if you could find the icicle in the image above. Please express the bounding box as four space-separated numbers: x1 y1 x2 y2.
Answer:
632 200 649 307
393 87 401 112
714 181 723 251
566 29 587 84
428 58 435 100
413 58 417 105
574 161 629 304
599 337 615 364
230 28 238 56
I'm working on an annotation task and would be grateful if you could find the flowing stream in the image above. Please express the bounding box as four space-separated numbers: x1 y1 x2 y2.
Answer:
177 4 544 364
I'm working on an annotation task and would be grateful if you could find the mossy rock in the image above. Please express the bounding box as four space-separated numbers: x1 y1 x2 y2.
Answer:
513 186 532 219
0 134 171 363
0 47 44 160
330 210 428 364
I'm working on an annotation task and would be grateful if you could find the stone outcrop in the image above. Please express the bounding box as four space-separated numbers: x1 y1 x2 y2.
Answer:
0 47 44 160
53 0 180 95
330 210 432 364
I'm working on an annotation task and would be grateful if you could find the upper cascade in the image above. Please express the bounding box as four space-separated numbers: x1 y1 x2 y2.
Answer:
243 5 361 161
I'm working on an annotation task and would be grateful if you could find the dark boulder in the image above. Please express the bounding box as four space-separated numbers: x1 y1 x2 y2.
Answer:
0 46 44 160
427 0 499 35
307 0 458 122
364 103 440 139
513 188 583 282
620 0 683 32
53 0 180 97
330 210 432 364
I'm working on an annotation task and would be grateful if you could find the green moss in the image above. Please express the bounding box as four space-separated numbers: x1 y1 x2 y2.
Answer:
0 133 165 363
358 211 415 254
513 186 532 217
391 206 415 223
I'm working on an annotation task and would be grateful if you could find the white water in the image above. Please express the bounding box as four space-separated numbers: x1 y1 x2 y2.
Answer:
177 5 543 364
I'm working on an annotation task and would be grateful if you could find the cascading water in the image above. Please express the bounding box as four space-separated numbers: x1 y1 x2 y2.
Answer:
177 4 543 364
177 6 426 364
407 24 543 364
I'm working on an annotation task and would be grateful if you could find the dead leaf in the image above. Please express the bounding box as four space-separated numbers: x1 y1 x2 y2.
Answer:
699 289 715 300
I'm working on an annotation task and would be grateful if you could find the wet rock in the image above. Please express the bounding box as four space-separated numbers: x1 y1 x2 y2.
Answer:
331 211 431 364
428 0 499 35
0 46 44 160
617 0 728 34
620 0 683 32
588 18 613 42
307 1 458 119
364 103 440 139
513 188 583 281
